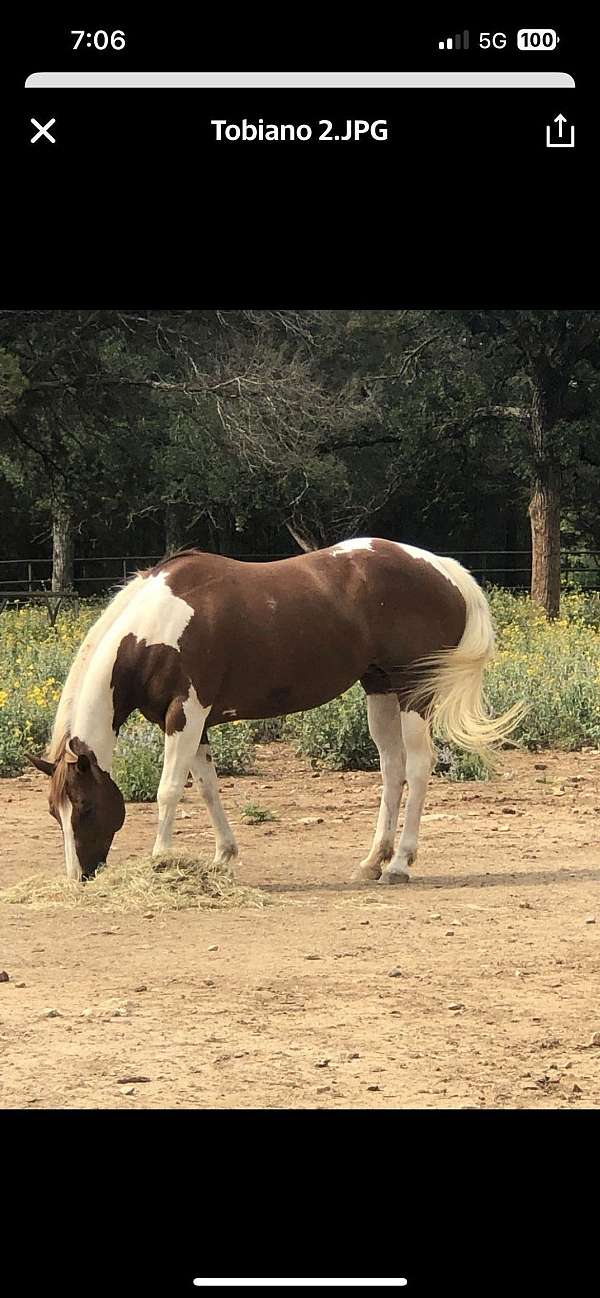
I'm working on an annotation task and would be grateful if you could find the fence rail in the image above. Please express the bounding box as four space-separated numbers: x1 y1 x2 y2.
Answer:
1 549 600 600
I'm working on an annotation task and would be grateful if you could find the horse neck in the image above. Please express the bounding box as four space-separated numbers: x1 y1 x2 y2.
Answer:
69 628 124 773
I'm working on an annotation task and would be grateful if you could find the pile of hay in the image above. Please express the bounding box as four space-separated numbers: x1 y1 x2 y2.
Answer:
0 853 267 913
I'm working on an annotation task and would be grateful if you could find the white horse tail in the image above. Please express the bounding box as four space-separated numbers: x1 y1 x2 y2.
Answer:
49 571 147 760
405 555 526 763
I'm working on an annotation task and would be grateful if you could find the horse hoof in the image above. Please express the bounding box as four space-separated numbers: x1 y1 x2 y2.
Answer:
351 861 383 883
379 868 411 886
213 845 238 866
213 857 237 872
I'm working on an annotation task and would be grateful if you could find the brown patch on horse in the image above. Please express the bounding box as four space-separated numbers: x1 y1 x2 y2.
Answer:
111 633 193 732
265 685 293 712
361 661 436 714
165 698 186 735
155 540 467 724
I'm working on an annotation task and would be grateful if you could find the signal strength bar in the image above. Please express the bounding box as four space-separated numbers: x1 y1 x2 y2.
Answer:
439 30 470 50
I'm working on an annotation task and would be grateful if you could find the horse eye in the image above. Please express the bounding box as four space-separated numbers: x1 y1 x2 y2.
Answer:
80 804 94 819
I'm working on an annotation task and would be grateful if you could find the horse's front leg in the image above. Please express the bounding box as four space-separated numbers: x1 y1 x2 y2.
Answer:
152 698 210 857
190 739 239 870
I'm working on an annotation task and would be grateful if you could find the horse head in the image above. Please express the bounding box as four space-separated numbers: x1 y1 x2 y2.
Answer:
28 737 125 881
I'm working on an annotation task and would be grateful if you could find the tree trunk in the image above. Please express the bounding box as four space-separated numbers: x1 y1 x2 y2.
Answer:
285 520 319 552
164 503 187 556
52 501 75 592
207 508 236 555
529 467 561 617
528 370 564 618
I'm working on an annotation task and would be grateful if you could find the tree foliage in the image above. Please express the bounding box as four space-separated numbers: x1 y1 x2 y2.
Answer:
1 310 600 611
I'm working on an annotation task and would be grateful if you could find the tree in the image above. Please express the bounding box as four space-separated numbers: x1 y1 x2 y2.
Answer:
453 312 600 615
0 312 159 588
0 311 367 575
2 310 600 607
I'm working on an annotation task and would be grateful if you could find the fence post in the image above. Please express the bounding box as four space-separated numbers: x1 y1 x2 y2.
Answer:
123 558 128 585
28 562 33 592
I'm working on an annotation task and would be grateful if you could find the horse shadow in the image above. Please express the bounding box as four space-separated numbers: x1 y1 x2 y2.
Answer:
259 865 600 895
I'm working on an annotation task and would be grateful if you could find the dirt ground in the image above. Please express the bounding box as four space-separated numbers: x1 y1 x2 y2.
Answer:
1 743 599 1109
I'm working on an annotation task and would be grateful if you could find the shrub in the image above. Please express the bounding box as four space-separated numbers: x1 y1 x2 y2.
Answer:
285 686 379 770
0 601 100 775
242 802 277 823
0 694 53 776
245 716 285 743
434 744 490 782
210 722 255 776
485 596 600 751
0 712 34 777
113 717 163 801
286 690 492 778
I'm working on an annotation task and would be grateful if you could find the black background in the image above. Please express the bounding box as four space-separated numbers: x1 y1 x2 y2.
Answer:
4 14 597 305
3 1110 595 1296
2 14 599 1298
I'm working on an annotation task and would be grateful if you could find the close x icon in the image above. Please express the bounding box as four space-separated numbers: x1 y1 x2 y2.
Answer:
30 116 56 143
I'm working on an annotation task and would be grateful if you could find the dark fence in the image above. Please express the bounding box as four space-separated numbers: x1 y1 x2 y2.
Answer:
1 549 600 601
0 553 292 600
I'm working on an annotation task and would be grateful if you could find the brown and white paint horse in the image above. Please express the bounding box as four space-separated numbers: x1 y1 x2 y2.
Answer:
29 539 522 884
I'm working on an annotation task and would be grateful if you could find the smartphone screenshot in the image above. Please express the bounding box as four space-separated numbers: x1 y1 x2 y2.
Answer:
1 17 598 1298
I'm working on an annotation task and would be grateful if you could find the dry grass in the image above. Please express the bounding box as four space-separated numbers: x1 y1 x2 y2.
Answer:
0 852 267 913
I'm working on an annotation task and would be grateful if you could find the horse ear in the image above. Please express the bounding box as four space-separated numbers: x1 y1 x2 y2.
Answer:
27 754 56 777
76 753 91 774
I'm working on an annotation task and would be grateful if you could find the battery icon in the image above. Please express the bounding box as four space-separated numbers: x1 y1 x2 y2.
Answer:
517 29 559 50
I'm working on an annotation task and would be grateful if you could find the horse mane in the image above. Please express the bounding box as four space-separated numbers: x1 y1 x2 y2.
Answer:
48 733 71 807
48 570 147 763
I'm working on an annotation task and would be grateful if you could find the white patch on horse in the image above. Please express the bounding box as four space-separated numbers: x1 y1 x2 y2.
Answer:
397 542 462 592
182 682 206 729
381 710 434 884
153 685 211 856
59 799 81 882
267 596 278 610
70 572 195 772
330 538 374 556
190 742 238 867
222 708 237 717
352 694 405 883
124 572 195 650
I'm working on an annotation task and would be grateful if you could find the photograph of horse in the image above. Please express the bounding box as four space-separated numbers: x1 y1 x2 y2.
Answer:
3 308 600 1112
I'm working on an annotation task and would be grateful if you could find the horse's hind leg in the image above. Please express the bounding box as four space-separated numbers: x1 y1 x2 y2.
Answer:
190 739 239 870
152 696 211 857
352 693 406 882
380 709 434 885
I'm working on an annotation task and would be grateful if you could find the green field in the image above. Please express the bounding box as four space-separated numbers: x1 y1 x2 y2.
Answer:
1 589 599 790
